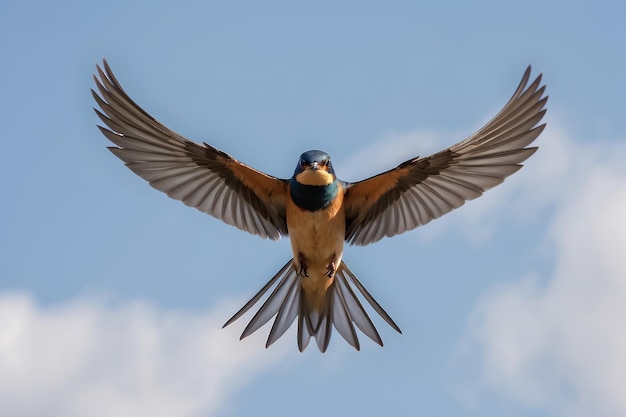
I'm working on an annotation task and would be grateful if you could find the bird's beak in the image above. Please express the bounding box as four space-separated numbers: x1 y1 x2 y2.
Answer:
311 162 319 170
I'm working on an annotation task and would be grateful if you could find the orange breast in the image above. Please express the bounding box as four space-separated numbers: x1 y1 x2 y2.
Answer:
286 183 347 311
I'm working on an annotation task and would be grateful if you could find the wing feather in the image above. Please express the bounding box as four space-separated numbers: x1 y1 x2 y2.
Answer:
344 66 547 245
93 59 288 239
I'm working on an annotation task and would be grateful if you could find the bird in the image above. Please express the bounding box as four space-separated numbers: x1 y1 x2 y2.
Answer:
92 59 547 352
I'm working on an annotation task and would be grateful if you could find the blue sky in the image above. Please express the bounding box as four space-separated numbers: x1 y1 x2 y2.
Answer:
1 1 625 416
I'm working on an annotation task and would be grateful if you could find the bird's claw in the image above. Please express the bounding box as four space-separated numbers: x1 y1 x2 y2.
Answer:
297 258 310 277
325 259 336 278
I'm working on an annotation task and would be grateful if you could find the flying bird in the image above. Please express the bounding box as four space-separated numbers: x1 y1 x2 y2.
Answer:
92 60 547 352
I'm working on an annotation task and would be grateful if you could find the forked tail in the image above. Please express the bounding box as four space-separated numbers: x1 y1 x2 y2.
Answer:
223 259 402 352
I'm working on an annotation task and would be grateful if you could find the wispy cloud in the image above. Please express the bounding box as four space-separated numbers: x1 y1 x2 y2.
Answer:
453 128 626 416
0 294 290 417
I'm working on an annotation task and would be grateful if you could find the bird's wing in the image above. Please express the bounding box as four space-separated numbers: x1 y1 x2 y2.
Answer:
92 59 288 239
343 66 547 246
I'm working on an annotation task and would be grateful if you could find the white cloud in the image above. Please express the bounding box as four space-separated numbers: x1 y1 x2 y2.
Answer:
453 131 626 416
0 294 290 417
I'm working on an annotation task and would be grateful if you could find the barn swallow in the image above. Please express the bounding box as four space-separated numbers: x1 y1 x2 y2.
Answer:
92 59 547 352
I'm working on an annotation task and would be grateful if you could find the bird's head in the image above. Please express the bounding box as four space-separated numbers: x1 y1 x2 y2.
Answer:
293 150 336 186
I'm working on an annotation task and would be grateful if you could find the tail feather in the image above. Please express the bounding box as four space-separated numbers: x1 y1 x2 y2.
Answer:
340 262 403 334
239 260 297 339
314 309 333 352
330 280 360 349
334 270 377 346
265 277 300 347
297 302 313 351
223 260 292 328
223 259 401 352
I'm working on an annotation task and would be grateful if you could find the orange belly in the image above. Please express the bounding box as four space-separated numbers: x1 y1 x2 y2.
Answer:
286 187 346 311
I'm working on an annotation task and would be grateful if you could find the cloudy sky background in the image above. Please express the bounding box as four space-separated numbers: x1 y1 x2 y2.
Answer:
1 1 625 416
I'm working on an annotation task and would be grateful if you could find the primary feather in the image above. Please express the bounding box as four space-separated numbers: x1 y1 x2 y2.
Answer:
343 66 547 245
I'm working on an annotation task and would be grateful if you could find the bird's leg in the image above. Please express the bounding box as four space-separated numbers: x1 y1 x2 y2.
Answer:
297 256 310 278
325 254 336 278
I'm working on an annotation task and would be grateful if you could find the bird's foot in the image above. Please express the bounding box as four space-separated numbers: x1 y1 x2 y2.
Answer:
325 257 336 278
297 258 310 278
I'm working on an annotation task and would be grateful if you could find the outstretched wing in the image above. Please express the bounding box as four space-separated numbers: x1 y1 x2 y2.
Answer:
92 59 288 239
344 66 547 246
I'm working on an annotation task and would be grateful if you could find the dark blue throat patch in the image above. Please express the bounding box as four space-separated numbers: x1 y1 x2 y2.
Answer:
290 179 339 211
